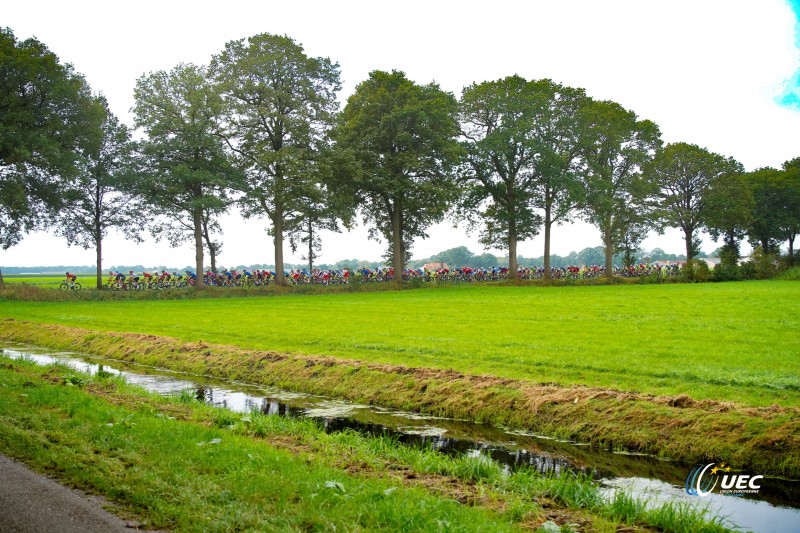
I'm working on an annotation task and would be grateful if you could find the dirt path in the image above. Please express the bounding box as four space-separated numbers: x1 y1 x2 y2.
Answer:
0 453 153 532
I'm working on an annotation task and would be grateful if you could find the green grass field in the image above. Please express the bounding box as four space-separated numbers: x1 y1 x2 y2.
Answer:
3 275 68 287
2 281 798 408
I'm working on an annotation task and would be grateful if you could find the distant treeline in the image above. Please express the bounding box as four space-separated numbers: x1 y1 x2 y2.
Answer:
2 245 689 275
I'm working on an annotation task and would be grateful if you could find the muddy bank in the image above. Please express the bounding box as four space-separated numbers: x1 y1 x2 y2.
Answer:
1 318 797 478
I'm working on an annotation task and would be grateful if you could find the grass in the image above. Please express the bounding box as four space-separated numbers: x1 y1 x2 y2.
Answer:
2 275 68 287
1 281 798 408
0 355 734 532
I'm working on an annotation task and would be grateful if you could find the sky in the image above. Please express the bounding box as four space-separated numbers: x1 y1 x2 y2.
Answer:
3 0 800 268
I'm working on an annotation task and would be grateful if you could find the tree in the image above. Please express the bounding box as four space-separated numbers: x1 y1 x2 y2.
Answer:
132 63 237 289
575 246 606 268
287 147 357 273
533 83 590 279
703 172 754 267
458 76 541 281
647 142 742 261
53 97 146 289
0 28 97 286
745 167 790 256
459 77 589 280
287 183 351 273
612 206 650 268
333 70 462 287
578 100 662 278
211 33 341 286
780 157 800 263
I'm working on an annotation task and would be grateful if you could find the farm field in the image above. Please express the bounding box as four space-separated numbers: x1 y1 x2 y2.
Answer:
2 281 798 408
2 275 68 287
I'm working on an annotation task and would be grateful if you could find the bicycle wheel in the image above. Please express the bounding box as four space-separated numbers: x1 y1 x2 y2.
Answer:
72 283 82 290
59 283 69 291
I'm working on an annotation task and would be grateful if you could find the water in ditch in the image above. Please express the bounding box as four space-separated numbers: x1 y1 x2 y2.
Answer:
2 343 798 533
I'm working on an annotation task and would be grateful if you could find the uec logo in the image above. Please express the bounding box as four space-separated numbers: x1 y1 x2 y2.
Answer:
685 463 763 497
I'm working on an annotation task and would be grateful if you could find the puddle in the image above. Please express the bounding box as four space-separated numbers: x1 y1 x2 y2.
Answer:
2 343 798 532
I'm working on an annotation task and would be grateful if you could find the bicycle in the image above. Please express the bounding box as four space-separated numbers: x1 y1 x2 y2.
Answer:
59 278 81 291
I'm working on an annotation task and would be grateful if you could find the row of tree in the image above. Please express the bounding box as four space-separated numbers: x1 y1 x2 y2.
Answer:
2 28 799 289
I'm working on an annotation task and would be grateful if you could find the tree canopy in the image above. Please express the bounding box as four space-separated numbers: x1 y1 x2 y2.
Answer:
459 76 588 279
0 27 97 251
211 33 342 285
648 142 742 261
133 63 237 288
333 70 461 286
54 96 145 288
578 100 662 277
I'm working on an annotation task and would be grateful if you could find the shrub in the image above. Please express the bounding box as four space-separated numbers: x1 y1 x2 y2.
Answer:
777 267 800 281
739 261 757 279
681 260 710 282
710 263 743 282
751 246 779 279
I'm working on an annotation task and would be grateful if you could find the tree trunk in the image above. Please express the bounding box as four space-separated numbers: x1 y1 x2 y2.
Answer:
789 234 795 265
507 218 518 282
95 216 103 290
274 209 285 286
209 246 217 274
392 199 403 288
603 225 614 279
194 211 204 290
96 237 103 290
684 226 694 262
0 269 5 290
543 203 552 279
307 219 314 274
201 217 217 274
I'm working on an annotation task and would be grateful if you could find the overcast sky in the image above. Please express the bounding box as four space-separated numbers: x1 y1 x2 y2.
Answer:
3 0 800 268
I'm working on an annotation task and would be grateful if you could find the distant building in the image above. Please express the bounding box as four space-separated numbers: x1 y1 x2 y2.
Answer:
422 262 450 270
698 257 721 268
652 260 686 267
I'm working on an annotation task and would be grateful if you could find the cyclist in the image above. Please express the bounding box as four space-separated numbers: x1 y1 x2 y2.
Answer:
127 270 140 289
65 272 77 288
